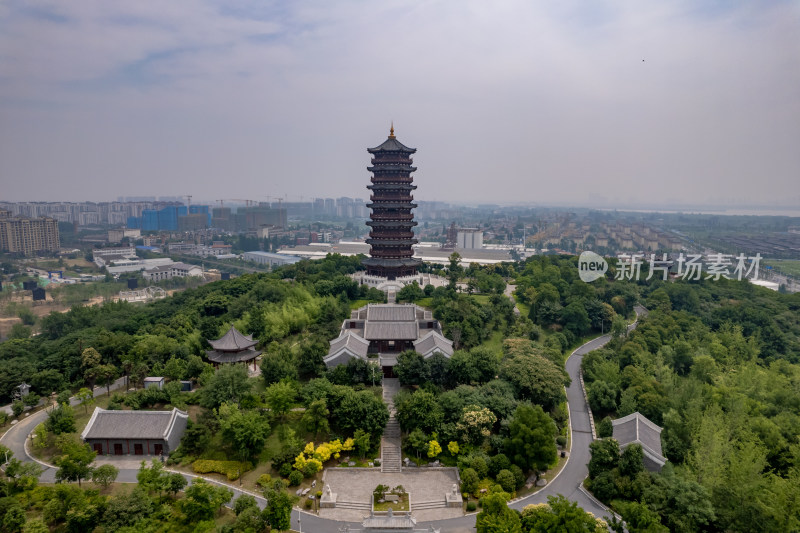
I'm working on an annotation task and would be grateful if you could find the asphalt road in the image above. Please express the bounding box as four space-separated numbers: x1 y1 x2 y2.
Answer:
1 307 646 532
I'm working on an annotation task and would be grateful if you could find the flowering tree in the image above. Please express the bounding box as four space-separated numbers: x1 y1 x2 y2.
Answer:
456 405 497 445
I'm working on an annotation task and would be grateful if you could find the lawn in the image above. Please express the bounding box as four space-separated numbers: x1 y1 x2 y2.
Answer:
374 492 410 512
478 330 505 354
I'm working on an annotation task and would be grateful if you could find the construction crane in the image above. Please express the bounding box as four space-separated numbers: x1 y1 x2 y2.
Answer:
185 195 192 209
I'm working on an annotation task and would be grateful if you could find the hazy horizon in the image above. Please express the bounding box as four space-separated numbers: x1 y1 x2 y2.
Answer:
2 1 799 206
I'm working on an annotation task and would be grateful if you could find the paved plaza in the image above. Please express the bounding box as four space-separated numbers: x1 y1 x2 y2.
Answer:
319 467 463 522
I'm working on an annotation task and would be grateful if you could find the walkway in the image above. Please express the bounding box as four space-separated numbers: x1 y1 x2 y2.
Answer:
380 378 402 473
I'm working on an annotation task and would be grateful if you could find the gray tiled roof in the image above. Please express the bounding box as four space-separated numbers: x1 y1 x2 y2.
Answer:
206 348 261 363
612 412 665 466
364 321 418 340
327 331 370 359
208 326 257 352
365 304 417 322
81 407 188 440
367 137 416 154
413 331 454 358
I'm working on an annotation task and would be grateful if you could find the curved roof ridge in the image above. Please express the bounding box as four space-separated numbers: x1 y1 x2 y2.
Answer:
208 325 257 351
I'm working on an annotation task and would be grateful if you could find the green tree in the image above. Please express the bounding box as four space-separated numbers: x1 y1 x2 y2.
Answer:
30 369 66 395
102 486 154 530
260 345 298 385
21 518 48 533
4 454 43 492
94 364 118 396
642 465 715 533
394 350 430 386
353 428 371 458
476 492 522 533
264 381 295 421
91 464 119 489
562 301 591 336
163 357 188 381
76 387 94 414
588 380 618 414
181 478 233 522
394 389 444 434
499 349 568 411
619 443 644 478
588 438 619 479
522 495 607 532
201 364 252 408
461 467 480 494
54 439 96 487
45 404 76 435
496 469 516 493
3 505 26 533
332 389 389 440
504 404 558 472
610 500 667 533
81 347 102 388
263 479 295 531
302 398 330 439
217 402 270 463
407 428 428 459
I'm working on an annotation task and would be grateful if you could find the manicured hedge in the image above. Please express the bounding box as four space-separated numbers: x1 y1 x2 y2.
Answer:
192 459 252 481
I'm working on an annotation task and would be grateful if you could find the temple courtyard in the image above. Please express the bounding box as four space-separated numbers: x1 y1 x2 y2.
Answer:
319 467 463 522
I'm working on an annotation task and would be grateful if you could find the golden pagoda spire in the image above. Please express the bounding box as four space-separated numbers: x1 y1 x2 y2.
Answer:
389 122 395 139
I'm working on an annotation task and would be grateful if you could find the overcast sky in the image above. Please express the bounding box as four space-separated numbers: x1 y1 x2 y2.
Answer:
1 1 798 207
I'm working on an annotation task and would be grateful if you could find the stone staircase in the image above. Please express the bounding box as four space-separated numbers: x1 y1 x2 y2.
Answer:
413 499 447 510
381 378 403 473
335 500 372 511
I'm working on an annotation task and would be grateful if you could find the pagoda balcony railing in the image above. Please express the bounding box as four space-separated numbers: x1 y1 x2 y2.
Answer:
369 250 415 258
370 195 413 202
371 157 413 165
370 214 414 221
370 233 415 239
371 176 414 183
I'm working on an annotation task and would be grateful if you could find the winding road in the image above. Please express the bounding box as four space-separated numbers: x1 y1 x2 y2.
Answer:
0 307 645 532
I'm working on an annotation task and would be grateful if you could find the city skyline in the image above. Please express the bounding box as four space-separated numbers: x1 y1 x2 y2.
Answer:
2 1 799 207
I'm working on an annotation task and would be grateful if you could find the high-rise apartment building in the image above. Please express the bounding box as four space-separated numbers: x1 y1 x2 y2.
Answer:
0 216 60 255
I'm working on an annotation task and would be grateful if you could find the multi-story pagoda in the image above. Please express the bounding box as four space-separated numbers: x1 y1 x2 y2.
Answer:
362 126 422 280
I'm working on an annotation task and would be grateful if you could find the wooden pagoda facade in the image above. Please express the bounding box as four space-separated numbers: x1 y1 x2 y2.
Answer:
206 325 261 370
362 126 422 280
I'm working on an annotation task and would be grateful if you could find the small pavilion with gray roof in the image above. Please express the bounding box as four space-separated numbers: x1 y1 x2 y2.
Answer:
612 411 667 471
324 303 453 377
206 325 262 371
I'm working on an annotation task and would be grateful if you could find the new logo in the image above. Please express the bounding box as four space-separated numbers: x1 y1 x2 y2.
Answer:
578 251 608 282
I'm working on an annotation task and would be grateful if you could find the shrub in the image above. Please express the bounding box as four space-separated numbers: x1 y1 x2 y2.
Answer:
496 469 516 493
256 474 273 489
288 470 303 487
304 498 313 509
597 416 613 438
556 436 567 447
278 463 292 478
192 460 252 481
466 501 477 512
460 467 480 495
510 464 526 489
12 401 24 417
